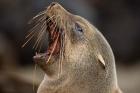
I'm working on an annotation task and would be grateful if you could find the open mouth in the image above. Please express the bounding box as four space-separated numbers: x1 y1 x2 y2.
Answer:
33 16 62 64
45 16 61 62
22 10 64 64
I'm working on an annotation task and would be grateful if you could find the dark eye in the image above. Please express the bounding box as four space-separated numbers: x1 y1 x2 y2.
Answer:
75 23 83 32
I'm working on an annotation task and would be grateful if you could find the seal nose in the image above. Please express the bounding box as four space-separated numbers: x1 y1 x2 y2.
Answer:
50 2 57 8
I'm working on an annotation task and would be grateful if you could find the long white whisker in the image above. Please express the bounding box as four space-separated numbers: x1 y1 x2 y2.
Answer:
33 21 46 49
33 10 46 20
46 15 55 23
46 33 60 64
22 30 38 48
25 23 41 39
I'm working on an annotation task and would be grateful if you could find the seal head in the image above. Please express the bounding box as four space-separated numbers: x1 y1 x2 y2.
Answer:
32 2 122 93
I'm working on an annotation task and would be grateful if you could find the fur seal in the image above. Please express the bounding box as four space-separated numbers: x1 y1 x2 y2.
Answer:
30 2 122 93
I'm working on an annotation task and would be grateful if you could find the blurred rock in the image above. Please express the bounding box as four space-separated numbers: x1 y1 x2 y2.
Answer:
0 33 18 70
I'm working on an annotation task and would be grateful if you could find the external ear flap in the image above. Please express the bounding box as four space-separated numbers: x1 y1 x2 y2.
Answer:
97 53 105 68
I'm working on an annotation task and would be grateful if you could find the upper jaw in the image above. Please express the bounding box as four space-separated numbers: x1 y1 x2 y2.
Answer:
33 2 67 71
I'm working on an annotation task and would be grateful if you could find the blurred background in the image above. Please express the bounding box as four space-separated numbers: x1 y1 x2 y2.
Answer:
0 0 140 93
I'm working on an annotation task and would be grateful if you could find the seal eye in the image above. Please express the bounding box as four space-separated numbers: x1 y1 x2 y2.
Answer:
75 23 83 32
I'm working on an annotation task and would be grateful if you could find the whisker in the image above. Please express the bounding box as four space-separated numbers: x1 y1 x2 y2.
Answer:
33 22 46 49
26 15 46 39
51 16 61 39
28 15 55 51
37 16 58 52
32 64 37 93
25 23 41 39
34 25 46 50
37 17 56 51
60 18 64 75
46 33 60 64
51 16 60 34
46 15 55 23
28 10 46 24
23 15 47 48
33 10 46 19
50 22 57 35
22 30 38 48
58 16 64 76
35 15 46 24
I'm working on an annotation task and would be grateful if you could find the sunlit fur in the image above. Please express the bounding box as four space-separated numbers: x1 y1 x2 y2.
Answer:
25 2 122 93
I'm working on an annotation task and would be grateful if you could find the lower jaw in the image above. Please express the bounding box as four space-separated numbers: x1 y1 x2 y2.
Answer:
36 57 60 77
34 53 59 65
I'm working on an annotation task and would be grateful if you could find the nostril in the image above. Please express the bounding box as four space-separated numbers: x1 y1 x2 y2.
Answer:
50 2 57 8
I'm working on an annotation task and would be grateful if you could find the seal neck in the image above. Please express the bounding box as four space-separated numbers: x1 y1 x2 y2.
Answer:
43 73 69 87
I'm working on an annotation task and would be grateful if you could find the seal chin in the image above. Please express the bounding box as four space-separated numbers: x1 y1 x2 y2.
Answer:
33 53 58 68
33 53 61 77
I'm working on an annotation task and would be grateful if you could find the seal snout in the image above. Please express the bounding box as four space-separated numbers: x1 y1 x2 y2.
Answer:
50 2 58 8
48 2 60 10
